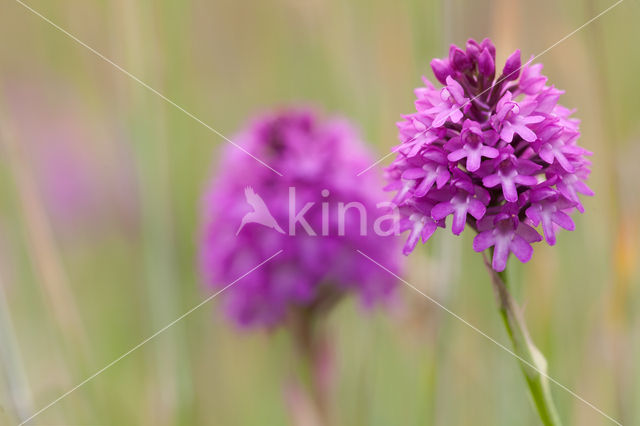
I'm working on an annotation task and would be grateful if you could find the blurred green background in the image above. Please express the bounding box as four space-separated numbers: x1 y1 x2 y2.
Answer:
0 0 639 424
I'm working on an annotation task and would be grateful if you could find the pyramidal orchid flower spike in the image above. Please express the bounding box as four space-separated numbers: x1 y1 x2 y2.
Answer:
201 107 402 425
385 39 594 426
386 38 593 272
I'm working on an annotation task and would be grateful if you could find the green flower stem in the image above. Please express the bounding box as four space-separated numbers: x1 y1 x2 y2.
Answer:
484 255 562 426
286 313 332 426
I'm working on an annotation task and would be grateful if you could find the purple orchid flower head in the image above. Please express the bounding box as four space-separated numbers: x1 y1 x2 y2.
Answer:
386 38 593 271
200 107 401 328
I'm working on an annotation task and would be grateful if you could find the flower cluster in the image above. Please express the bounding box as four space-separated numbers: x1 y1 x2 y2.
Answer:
386 38 593 271
200 108 400 328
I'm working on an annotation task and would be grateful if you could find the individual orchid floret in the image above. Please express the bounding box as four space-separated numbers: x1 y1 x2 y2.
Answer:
398 201 442 255
481 156 540 203
400 148 450 197
446 120 499 172
492 92 545 143
473 215 543 272
501 49 522 81
525 187 576 246
426 76 469 127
